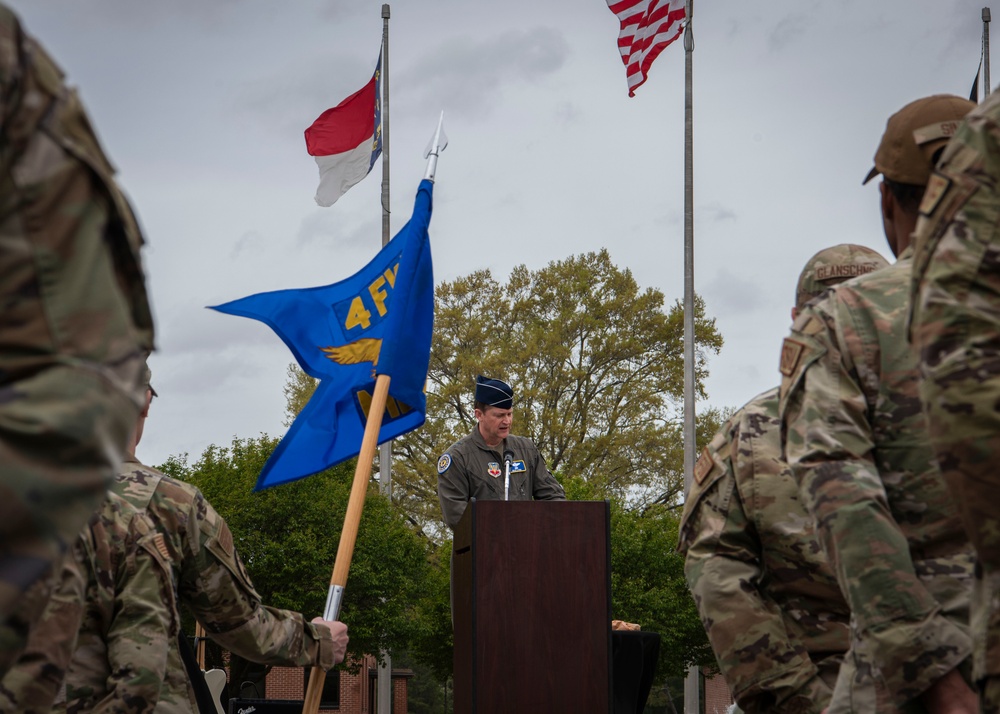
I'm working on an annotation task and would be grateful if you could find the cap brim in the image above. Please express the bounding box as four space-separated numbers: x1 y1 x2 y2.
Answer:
862 166 880 185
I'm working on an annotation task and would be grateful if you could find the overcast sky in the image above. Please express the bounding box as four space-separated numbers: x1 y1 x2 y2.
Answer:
9 0 990 468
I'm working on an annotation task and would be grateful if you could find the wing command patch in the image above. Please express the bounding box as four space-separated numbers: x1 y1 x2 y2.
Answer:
437 454 451 474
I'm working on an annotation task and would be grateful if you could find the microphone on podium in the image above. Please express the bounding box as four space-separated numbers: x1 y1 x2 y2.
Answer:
503 449 514 501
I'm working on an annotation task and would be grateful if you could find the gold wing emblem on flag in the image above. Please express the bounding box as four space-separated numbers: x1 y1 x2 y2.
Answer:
321 338 383 366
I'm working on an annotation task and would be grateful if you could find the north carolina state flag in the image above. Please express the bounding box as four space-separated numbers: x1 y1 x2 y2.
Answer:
304 52 382 207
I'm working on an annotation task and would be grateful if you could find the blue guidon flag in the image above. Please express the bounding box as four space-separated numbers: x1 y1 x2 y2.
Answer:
212 179 434 489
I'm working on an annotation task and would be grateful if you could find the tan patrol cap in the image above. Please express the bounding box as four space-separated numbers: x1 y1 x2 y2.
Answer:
796 244 890 310
862 94 976 186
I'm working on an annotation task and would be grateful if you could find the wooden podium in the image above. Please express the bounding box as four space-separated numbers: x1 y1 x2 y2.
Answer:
452 500 612 714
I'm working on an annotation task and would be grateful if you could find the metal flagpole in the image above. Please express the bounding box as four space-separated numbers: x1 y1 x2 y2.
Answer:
985 7 992 98
377 7 393 714
381 3 391 252
681 0 701 712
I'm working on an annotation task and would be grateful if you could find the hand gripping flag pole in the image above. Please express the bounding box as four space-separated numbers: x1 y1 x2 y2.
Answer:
302 114 446 714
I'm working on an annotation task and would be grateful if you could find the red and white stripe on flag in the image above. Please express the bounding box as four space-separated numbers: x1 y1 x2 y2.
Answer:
607 0 685 96
304 69 380 207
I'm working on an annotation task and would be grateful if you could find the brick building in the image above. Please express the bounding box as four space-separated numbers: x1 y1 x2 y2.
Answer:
703 672 735 714
220 654 412 714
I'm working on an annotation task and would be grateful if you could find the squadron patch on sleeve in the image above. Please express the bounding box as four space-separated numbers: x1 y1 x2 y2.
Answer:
693 447 714 484
437 454 452 474
779 338 807 377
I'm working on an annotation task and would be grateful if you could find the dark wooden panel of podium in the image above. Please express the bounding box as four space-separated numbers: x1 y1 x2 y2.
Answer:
452 500 612 714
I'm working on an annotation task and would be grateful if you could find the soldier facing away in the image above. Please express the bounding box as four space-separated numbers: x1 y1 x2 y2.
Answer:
1 366 350 712
0 3 155 673
910 89 1000 713
679 243 889 714
779 94 978 712
0 490 173 713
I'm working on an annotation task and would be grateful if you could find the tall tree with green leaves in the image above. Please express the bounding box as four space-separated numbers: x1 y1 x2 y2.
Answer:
404 249 722 532
283 249 724 534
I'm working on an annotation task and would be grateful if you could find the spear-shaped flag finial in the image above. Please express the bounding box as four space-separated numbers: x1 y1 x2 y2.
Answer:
423 111 448 181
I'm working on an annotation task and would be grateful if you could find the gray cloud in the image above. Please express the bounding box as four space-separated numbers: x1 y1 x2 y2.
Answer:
159 305 265 355
554 101 581 125
396 27 570 120
704 268 765 317
231 230 267 259
704 202 737 223
768 11 813 52
296 212 381 250
233 54 377 138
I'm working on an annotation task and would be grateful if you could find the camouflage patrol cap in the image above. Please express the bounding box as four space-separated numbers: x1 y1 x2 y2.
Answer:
863 94 975 186
796 244 890 310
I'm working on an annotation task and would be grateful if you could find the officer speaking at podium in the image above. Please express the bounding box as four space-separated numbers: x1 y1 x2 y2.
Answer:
437 375 565 530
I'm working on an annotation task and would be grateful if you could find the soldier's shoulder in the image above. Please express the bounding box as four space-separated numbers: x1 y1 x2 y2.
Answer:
438 433 473 475
735 389 782 458
741 387 780 420
150 471 202 503
829 258 910 322
114 460 165 505
678 415 739 548
95 490 143 536
686 412 739 504
445 431 475 453
779 306 831 403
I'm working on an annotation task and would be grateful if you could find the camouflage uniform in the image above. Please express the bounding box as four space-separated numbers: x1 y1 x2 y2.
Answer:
0 3 154 670
779 254 975 708
677 241 891 714
679 389 852 714
0 491 174 714
437 430 565 530
910 90 1000 710
106 457 337 712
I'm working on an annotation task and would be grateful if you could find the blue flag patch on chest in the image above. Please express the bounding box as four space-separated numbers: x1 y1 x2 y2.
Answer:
510 460 526 473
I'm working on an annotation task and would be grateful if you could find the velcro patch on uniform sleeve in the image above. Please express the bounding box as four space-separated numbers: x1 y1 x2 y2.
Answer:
216 520 234 558
152 533 172 562
693 447 714 484
437 453 452 474
801 316 824 336
920 171 952 216
780 338 808 377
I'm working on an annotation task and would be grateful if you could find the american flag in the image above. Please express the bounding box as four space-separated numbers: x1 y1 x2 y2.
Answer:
607 0 686 96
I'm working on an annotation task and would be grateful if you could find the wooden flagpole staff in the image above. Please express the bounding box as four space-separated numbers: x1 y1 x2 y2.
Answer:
302 373 391 714
301 103 446 714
